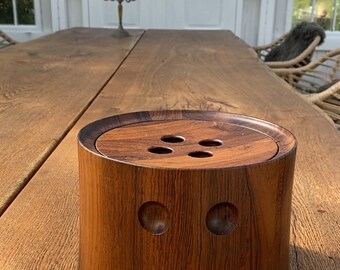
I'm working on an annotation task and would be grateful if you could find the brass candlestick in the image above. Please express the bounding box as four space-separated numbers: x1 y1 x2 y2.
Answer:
105 0 136 38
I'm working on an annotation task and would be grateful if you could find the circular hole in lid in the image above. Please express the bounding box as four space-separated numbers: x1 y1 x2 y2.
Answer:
148 146 173 154
188 151 213 158
161 135 185 143
199 139 223 147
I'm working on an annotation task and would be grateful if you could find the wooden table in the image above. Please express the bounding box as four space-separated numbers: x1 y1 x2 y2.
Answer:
0 28 339 269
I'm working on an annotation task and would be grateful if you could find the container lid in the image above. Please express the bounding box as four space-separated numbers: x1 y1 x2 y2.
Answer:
79 110 296 169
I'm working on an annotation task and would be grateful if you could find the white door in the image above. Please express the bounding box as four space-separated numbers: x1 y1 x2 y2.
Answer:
84 0 243 36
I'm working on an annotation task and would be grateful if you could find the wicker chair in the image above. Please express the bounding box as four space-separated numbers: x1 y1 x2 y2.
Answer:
306 81 340 130
274 48 340 129
0 30 17 49
254 22 325 69
274 48 340 92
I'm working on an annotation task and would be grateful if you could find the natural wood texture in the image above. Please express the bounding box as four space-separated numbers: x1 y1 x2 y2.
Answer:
0 30 339 269
95 119 279 168
79 110 296 269
0 28 143 214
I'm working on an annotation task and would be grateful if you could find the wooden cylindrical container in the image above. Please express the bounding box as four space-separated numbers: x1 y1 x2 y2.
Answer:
78 110 297 270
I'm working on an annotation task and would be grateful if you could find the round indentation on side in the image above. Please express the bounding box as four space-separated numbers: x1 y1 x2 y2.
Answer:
138 201 170 235
188 151 213 158
148 146 173 154
206 203 238 235
199 139 223 147
161 135 185 143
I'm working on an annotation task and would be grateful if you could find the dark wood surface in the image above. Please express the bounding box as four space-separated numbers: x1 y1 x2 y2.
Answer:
0 28 143 214
79 110 296 269
0 29 339 269
93 111 295 168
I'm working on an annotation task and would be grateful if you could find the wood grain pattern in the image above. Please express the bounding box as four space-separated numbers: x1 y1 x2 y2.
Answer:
0 30 339 269
95 119 279 168
79 110 296 269
0 28 143 214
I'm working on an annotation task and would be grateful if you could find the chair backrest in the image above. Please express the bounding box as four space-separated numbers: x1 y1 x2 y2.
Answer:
274 48 340 93
272 48 340 130
0 30 17 49
307 81 340 130
254 34 288 61
254 22 325 69
265 22 325 63
265 36 322 69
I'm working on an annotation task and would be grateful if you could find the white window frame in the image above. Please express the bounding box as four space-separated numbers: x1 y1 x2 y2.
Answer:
0 0 68 41
0 0 42 32
50 0 67 31
288 0 340 50
258 0 276 45
258 0 340 51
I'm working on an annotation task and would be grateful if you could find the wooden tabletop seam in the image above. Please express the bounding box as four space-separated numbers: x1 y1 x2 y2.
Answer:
0 29 339 269
0 28 144 215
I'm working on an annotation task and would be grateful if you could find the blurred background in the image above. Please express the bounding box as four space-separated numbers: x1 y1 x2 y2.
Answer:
0 0 339 53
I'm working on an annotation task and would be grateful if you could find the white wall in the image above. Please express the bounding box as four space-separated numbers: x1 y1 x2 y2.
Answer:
84 0 243 36
67 0 83 27
241 0 261 46
3 0 337 52
1 0 274 44
2 0 53 42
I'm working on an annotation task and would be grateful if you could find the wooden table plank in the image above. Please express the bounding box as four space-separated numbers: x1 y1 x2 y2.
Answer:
0 30 339 269
0 28 143 214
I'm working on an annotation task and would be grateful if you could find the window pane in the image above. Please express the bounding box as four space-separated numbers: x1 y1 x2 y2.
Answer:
16 0 35 25
293 0 340 31
336 1 340 30
315 0 334 30
0 0 14 24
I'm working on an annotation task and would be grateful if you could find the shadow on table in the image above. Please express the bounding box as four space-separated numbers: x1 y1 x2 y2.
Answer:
290 245 339 270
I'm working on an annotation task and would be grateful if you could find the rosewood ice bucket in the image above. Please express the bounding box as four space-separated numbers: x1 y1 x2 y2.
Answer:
78 110 297 270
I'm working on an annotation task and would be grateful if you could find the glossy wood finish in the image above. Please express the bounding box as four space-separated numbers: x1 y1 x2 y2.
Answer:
95 119 278 168
0 30 339 269
0 28 143 214
79 110 297 269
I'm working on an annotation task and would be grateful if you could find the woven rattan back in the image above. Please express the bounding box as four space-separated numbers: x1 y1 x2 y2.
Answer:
274 49 340 130
254 35 322 69
307 81 340 130
275 48 340 93
254 34 288 60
